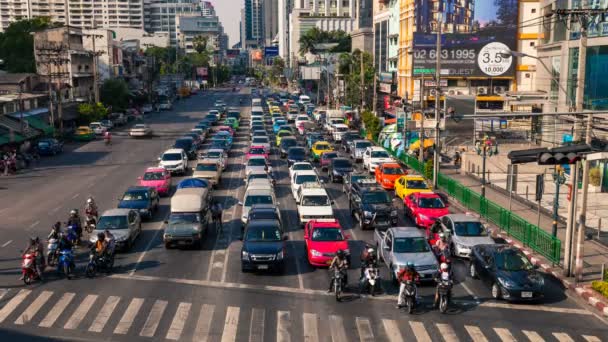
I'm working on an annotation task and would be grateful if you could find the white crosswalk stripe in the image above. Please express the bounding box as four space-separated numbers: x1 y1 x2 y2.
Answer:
140 299 168 337
465 325 488 342
302 312 319 342
249 308 265 342
522 330 545 342
553 333 575 342
89 296 120 333
14 290 52 325
329 315 348 342
435 323 459 342
494 328 517 342
410 321 432 342
193 304 215 342
39 292 74 328
355 317 374 342
221 306 240 342
0 289 31 323
166 302 191 340
382 319 404 342
114 297 144 334
64 294 98 330
583 335 601 342
277 310 292 342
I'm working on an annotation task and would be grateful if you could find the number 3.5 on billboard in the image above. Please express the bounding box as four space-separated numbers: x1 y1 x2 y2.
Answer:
481 52 504 64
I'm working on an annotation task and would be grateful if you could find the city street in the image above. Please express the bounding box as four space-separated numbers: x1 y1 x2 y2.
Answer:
0 88 605 341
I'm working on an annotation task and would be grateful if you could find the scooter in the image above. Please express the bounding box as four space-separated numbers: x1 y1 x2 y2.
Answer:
46 238 59 266
21 252 41 285
332 268 347 302
85 250 114 278
57 248 75 280
360 266 381 296
436 273 453 314
400 280 417 314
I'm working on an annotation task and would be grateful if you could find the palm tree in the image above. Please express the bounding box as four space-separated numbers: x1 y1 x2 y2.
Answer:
192 35 209 54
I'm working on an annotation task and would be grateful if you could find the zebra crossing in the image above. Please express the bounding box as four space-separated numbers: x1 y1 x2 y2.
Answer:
0 288 602 341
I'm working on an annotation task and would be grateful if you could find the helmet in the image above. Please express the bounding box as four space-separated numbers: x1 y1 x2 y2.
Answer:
53 221 61 230
406 261 415 270
440 262 449 271
70 209 78 216
29 237 36 245
336 249 345 259
439 233 446 240
86 197 94 204
97 232 105 240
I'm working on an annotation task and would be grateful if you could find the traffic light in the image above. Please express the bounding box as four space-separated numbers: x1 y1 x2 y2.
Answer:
537 152 582 165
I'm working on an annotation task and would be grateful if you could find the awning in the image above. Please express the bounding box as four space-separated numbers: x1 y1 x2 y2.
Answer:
8 107 49 118
0 132 26 145
22 116 54 135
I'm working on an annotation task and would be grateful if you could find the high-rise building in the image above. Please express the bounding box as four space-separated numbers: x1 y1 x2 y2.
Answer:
277 0 293 61
351 0 373 53
177 14 227 54
143 0 201 46
200 1 216 17
243 0 264 48
263 0 278 46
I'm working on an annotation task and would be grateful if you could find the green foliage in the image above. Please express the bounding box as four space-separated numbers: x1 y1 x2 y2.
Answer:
424 159 434 180
192 35 209 55
592 280 608 298
338 50 374 109
77 102 108 125
590 167 601 187
145 46 177 76
361 110 381 140
298 28 351 55
268 57 286 85
100 79 129 112
0 17 59 73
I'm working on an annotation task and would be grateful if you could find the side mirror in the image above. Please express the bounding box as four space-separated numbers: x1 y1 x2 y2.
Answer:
238 201 243 206
157 157 161 161
330 200 335 205
163 220 168 224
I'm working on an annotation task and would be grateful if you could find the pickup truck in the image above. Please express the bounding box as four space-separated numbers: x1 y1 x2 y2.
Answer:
374 227 438 283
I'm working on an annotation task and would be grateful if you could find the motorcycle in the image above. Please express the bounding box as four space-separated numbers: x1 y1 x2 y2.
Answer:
400 280 417 314
84 215 97 235
21 252 41 285
46 238 59 266
85 250 114 278
332 268 347 302
360 266 381 296
66 225 80 246
436 274 453 313
57 248 75 279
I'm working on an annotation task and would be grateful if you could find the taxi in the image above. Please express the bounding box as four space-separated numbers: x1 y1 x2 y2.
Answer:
394 175 432 199
73 126 95 141
374 162 407 190
138 167 172 196
275 129 293 146
310 141 334 162
224 117 239 129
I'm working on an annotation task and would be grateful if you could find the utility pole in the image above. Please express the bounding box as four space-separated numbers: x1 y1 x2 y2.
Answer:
433 18 442 188
372 74 377 115
90 24 100 103
360 51 365 110
419 72 425 164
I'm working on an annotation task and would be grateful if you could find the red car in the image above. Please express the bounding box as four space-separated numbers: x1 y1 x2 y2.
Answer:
404 192 449 229
320 151 339 171
375 162 406 190
304 220 350 267
246 145 269 161
217 125 235 136
138 167 172 196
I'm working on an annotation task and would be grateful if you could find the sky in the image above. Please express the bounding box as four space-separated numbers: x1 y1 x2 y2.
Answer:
475 1 498 26
208 0 242 47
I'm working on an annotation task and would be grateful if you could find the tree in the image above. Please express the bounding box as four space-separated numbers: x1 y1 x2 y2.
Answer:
100 79 130 112
77 102 108 124
338 50 374 109
145 46 177 76
361 110 381 140
269 57 285 85
192 35 209 55
0 18 59 73
298 28 351 55
494 0 518 27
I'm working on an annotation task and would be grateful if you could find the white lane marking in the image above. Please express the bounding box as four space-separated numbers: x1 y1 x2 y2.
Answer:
88 295 121 333
64 294 98 330
479 302 592 315
0 289 31 323
276 310 291 342
29 220 40 229
220 152 246 283
1 240 12 247
435 323 459 342
582 335 601 342
139 299 168 337
50 205 61 214
39 292 75 327
464 325 488 342
220 306 240 342
382 319 404 342
166 302 192 340
302 313 319 342
0 289 7 301
409 321 431 342
329 315 348 342
552 333 575 342
129 214 166 276
114 297 144 334
355 317 374 342
494 328 517 342
460 283 480 301
14 290 53 325
193 304 215 342
522 330 545 342
71 193 80 199
249 308 265 342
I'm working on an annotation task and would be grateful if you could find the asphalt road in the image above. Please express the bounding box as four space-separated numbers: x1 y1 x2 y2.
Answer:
0 88 605 341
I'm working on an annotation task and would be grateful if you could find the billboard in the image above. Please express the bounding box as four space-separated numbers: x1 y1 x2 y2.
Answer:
264 46 279 58
412 0 518 78
226 49 240 58
251 49 263 61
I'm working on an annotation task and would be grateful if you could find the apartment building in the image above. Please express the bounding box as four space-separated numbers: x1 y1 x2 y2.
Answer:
176 15 225 54
143 0 200 46
351 0 373 53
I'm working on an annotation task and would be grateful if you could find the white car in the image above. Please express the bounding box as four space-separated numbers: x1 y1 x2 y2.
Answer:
295 182 334 227
159 100 172 110
331 123 349 141
251 136 271 152
295 115 310 130
325 118 344 134
439 214 495 258
141 104 153 113
290 170 321 200
363 147 393 173
89 122 107 135
240 186 277 225
289 162 315 180
245 156 268 176
158 148 188 175
202 148 227 170
129 124 153 137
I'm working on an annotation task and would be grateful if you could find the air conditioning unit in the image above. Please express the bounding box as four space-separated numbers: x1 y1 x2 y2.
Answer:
477 87 488 95
448 90 456 96
493 86 506 94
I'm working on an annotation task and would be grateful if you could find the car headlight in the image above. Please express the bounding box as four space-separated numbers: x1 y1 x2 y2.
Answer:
364 211 373 217
310 249 322 257
390 210 398 217
498 277 517 289
276 250 284 260
241 250 249 260
418 214 430 221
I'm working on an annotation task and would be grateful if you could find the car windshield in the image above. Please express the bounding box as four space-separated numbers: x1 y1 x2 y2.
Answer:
253 137 268 144
244 195 273 206
371 151 390 158
297 116 308 121
169 213 200 224
301 195 330 206
143 172 164 181
245 226 281 242
282 140 297 147
296 175 318 184
394 237 430 253
289 149 305 157
248 158 266 166
335 126 348 132
174 140 192 149
196 164 217 171
134 124 146 129
293 164 313 171
97 216 128 230
122 191 148 201
384 167 404 175
406 180 429 189
363 191 391 204
495 250 534 271
311 228 343 241
249 148 266 155
315 144 330 151
249 210 278 221
207 151 222 158
322 152 338 159
418 197 445 209
38 141 50 147
278 131 291 137
454 221 487 237
333 159 352 168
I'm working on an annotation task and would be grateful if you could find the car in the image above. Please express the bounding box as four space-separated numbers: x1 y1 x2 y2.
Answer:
215 130 234 146
394 175 432 200
141 104 153 113
275 130 293 146
173 137 196 160
73 126 95 141
349 182 398 230
279 137 298 158
89 122 107 135
375 227 439 283
273 119 287 133
109 112 127 126
374 162 407 190
241 219 286 273
340 131 361 152
350 140 373 162
202 148 227 170
247 145 269 161
304 220 350 266
184 132 203 149
240 185 277 225
306 132 325 149
129 124 153 137
251 129 267 139
363 147 393 172
99 119 114 130
159 148 188 174
291 170 321 200
289 162 315 180
278 125 294 135
224 117 239 129
296 182 335 227
117 186 159 220
404 192 450 229
438 214 495 258
245 156 269 175
89 209 142 251
245 170 275 187
295 115 310 131
469 244 544 301
192 160 222 188
159 99 173 110
310 141 333 162
36 138 63 156
325 117 344 133
342 173 374 196
251 136 271 151
205 113 219 124
139 167 172 196
287 147 307 166
327 157 353 183
331 123 349 142
191 128 207 141
217 125 235 136
210 139 230 153
319 151 338 171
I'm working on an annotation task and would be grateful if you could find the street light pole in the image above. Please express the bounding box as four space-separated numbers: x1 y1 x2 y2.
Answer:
433 17 442 189
552 166 566 237
476 135 498 198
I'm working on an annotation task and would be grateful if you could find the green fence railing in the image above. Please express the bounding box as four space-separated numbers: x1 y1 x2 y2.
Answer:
376 140 562 264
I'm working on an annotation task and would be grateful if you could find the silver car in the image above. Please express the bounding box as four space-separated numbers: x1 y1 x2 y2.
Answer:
438 214 495 258
245 156 268 175
350 140 373 162
89 209 142 251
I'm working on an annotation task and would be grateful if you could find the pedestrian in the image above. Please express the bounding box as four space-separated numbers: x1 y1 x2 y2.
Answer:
211 201 223 235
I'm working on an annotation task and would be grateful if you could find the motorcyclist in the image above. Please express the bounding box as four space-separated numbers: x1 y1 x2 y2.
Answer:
67 209 82 241
434 262 453 308
94 232 107 257
360 246 377 278
48 222 61 240
428 220 443 245
103 131 112 145
104 230 116 258
84 197 98 219
328 249 349 292
22 237 44 281
434 233 450 255
396 262 420 308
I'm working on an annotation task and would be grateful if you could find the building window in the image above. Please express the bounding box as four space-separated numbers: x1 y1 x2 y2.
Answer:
550 56 560 103
530 42 535 47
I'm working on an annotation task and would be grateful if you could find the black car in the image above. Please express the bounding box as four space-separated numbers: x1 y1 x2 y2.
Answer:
287 147 306 166
36 138 63 156
342 173 374 197
205 113 218 124
174 137 197 160
341 131 361 152
241 219 287 273
247 204 283 230
349 183 398 230
328 157 353 183
279 137 298 158
117 186 159 220
469 244 544 301
183 132 202 149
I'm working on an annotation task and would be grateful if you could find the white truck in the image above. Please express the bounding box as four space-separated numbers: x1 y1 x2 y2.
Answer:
296 182 335 228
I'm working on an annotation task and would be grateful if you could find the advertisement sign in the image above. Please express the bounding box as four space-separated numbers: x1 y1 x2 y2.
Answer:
196 67 208 77
412 1 518 77
264 46 279 58
379 83 392 94
251 49 263 61
226 49 240 58
378 72 394 83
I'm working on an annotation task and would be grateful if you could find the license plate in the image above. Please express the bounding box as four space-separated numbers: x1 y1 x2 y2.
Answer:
257 265 269 270
177 241 188 245
521 291 533 298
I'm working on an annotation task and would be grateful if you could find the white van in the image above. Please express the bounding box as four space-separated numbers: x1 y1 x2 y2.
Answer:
164 187 211 248
299 95 311 105
252 98 262 107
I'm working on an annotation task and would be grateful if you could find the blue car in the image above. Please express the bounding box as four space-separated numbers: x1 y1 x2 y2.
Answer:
117 186 159 220
215 131 233 145
211 139 231 152
273 120 287 133
36 138 63 156
205 114 218 124
177 178 210 189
